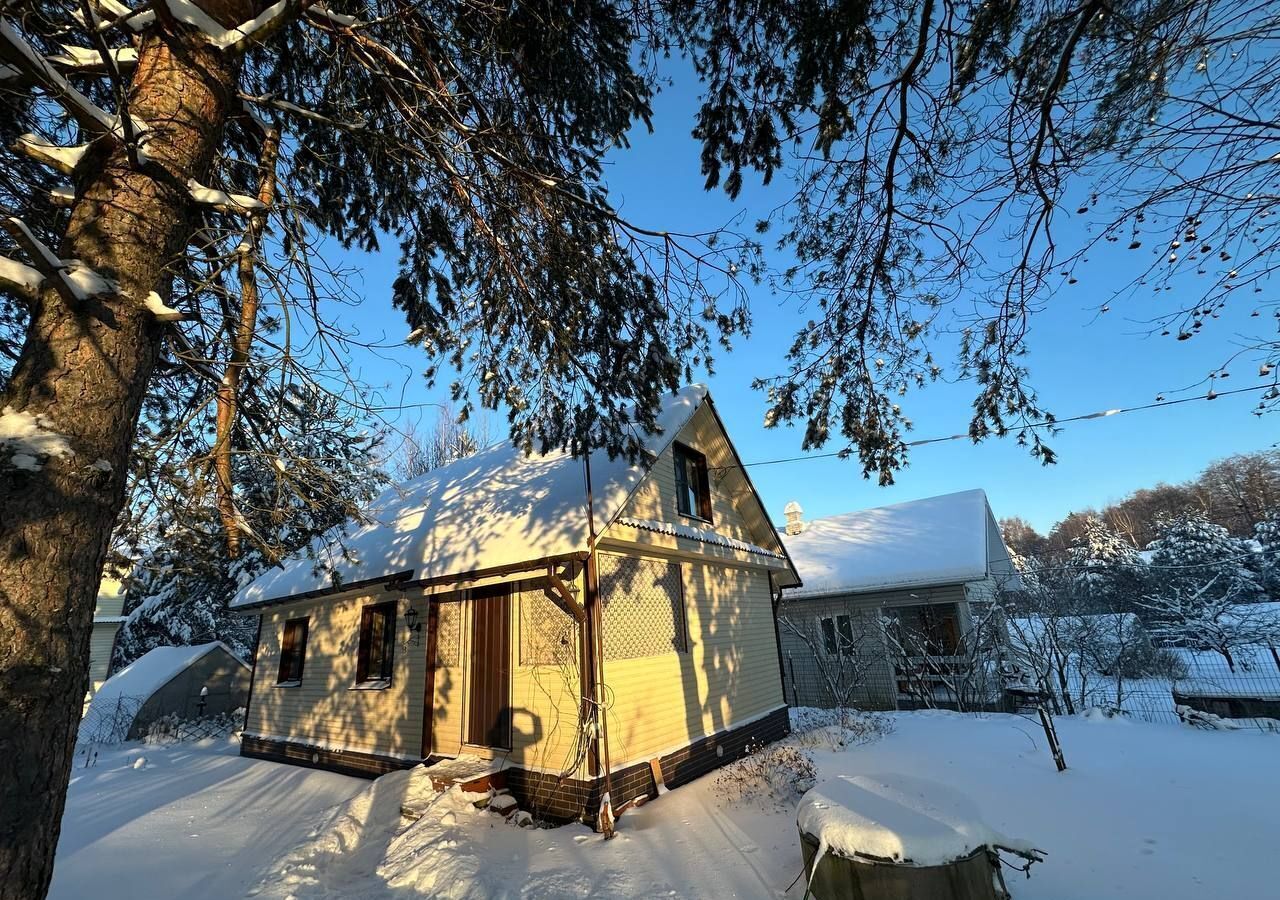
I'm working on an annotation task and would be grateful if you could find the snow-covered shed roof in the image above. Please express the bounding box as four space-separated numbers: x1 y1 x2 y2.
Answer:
85 642 244 719
234 385 744 609
782 489 1010 599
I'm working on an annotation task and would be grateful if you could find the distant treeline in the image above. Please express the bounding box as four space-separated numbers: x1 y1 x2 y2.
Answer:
1003 450 1280 556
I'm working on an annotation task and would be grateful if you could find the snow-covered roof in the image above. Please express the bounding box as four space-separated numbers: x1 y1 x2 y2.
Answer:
782 489 1000 598
233 386 712 609
85 642 244 720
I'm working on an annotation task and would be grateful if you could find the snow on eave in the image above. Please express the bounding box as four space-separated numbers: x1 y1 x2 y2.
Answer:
231 386 711 609
614 516 787 560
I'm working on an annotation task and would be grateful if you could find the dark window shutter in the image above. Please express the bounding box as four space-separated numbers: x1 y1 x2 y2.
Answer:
837 615 854 653
695 454 713 522
356 606 374 683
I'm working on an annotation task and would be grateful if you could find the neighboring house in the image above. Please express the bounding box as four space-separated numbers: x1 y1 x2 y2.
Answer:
87 578 127 702
80 642 251 743
231 386 800 828
777 489 1018 711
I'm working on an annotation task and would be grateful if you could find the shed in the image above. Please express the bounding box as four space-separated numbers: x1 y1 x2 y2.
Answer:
80 642 250 743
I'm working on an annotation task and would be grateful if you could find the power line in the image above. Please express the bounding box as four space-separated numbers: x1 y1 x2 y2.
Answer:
731 383 1276 472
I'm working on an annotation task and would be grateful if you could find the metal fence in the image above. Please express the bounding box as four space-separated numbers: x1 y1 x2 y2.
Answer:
782 642 1280 733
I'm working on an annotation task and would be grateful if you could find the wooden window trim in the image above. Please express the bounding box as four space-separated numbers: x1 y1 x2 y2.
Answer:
673 442 713 524
276 616 309 685
355 601 397 686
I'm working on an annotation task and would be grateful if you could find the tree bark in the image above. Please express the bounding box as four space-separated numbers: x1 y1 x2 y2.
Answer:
0 5 253 896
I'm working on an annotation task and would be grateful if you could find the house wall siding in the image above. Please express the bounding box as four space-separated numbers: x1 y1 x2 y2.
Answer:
245 590 428 760
88 622 120 691
601 550 786 768
777 583 971 710
620 404 761 547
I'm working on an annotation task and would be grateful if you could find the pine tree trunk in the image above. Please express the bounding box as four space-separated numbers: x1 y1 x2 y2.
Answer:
0 6 252 896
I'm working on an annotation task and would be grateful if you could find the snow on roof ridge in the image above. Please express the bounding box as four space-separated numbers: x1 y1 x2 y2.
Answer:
800 487 988 529
232 385 710 608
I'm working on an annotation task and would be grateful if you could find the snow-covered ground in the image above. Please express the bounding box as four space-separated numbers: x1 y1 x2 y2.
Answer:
53 711 1280 899
50 739 365 900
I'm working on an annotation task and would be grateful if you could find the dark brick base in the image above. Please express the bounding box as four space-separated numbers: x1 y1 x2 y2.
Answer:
240 734 419 779
507 705 792 827
240 705 792 829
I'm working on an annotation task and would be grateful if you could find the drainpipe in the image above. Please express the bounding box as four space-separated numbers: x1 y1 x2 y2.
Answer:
583 454 616 837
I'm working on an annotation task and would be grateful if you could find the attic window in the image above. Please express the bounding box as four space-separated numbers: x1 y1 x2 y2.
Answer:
673 442 712 523
277 617 309 684
356 601 397 685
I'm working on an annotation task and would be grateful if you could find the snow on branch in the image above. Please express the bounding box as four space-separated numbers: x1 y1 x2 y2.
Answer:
2 217 118 303
307 3 359 27
14 134 89 175
0 20 121 136
239 92 365 130
187 179 267 215
74 0 158 34
0 405 73 472
47 44 139 73
0 256 42 304
143 291 189 322
163 0 308 53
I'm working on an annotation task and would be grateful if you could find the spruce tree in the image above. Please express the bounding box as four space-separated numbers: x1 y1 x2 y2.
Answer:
1066 517 1143 612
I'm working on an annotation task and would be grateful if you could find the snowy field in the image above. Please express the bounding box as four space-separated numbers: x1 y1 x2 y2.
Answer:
52 711 1279 899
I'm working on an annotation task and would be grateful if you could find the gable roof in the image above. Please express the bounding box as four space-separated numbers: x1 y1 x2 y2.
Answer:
782 489 1005 599
234 385 730 609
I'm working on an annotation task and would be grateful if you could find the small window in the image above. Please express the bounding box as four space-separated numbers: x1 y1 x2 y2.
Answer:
673 442 713 522
356 602 397 685
277 617 309 684
820 615 855 655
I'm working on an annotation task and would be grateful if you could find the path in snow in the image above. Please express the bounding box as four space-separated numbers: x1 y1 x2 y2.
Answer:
50 739 365 900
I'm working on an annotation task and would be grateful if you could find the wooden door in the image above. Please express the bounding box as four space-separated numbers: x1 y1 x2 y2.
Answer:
467 585 512 749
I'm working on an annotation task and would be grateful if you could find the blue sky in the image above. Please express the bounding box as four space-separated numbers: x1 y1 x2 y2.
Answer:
333 71 1276 536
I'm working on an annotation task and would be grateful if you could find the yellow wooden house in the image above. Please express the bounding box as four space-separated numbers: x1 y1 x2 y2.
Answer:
232 386 799 826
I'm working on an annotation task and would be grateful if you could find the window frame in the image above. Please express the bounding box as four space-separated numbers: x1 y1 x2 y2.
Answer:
355 601 398 687
673 442 713 524
887 603 962 656
820 614 855 655
276 616 310 685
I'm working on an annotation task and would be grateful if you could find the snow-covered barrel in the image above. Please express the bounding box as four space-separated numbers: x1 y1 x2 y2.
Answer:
797 774 1043 900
